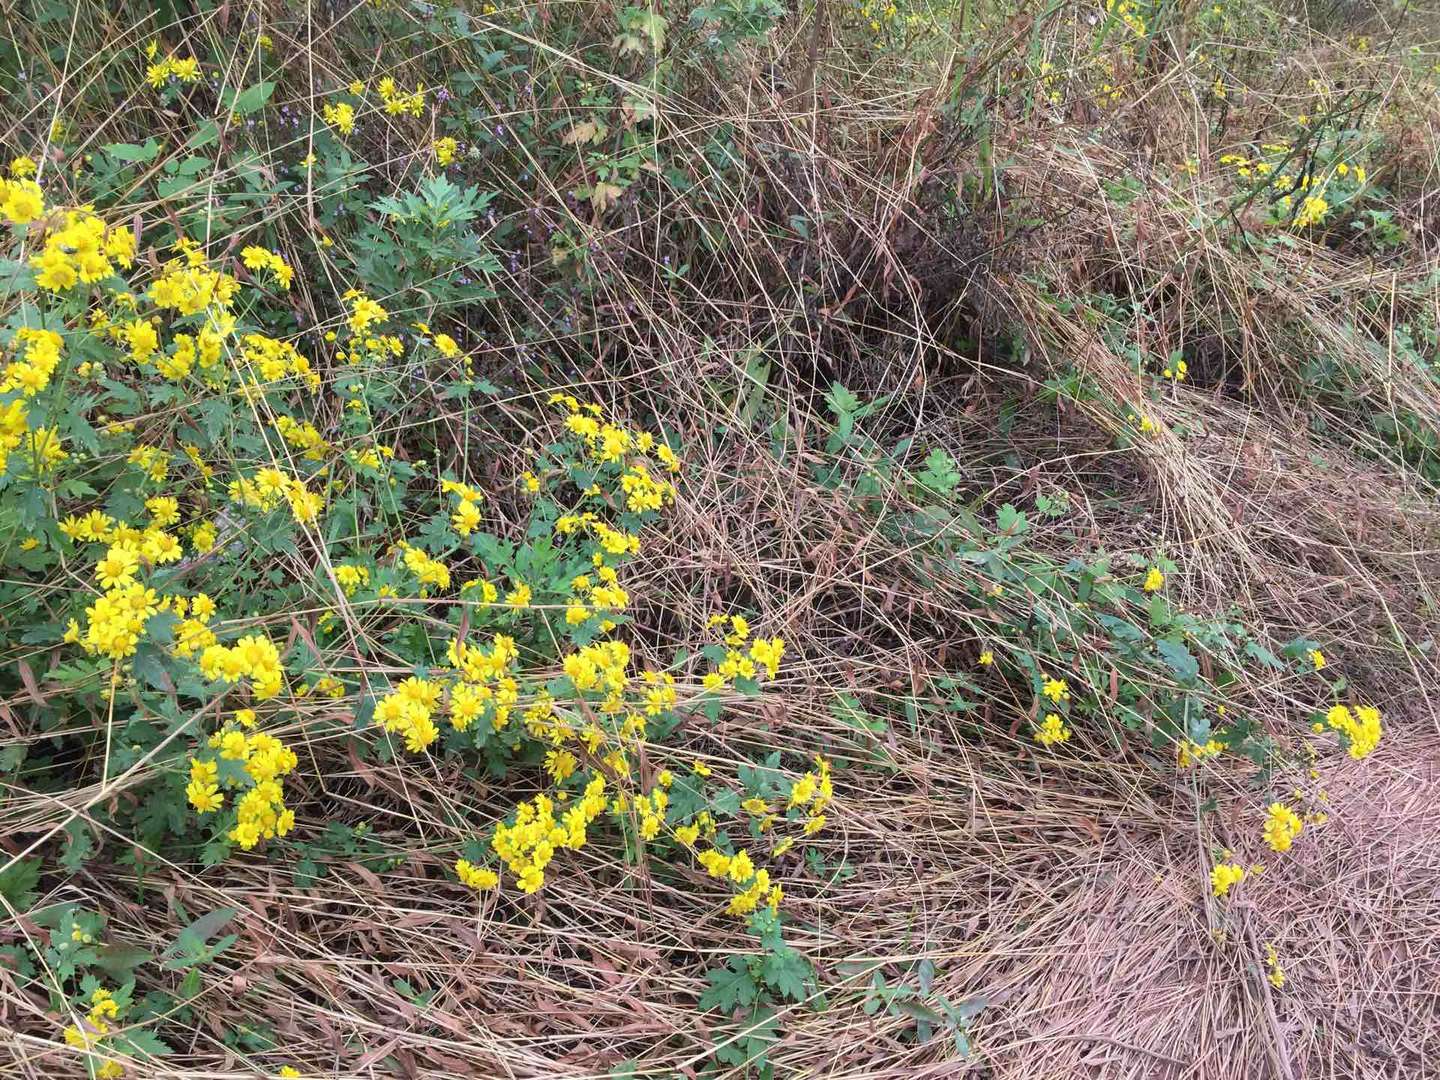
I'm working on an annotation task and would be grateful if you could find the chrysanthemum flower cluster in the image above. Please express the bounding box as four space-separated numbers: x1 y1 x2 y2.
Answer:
197 634 286 699
229 467 325 525
1209 861 1246 897
1177 738 1223 767
701 614 786 690
187 724 300 849
0 171 824 987
1033 712 1071 746
398 541 452 593
1323 702 1383 760
240 245 295 289
428 407 807 911
378 77 426 116
785 755 833 835
323 100 356 135
1 327 62 397
1261 801 1304 853
0 176 45 224
489 780 608 893
1264 941 1286 988
66 509 195 658
1218 142 1369 227
447 634 521 733
143 41 201 88
1028 674 1075 747
30 207 137 291
374 676 444 753
63 986 127 1078
699 844 782 916
0 325 68 475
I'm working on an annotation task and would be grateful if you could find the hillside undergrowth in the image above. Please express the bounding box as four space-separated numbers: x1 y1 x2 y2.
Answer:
2 1 1438 1077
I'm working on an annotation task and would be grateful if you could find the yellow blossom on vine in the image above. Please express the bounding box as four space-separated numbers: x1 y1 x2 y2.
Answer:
1324 703 1382 759
1033 713 1071 747
1261 802 1303 853
0 176 45 227
1210 862 1245 897
1264 942 1286 988
1177 738 1223 767
322 101 356 135
374 677 442 752
455 859 499 889
1294 194 1328 227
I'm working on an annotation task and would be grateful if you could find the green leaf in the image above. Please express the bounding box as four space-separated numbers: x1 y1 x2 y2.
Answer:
699 643 728 664
1155 639 1199 684
1243 640 1283 670
103 139 161 163
734 352 771 426
131 641 177 693
60 819 95 874
713 1006 779 1070
664 776 705 823
0 857 41 909
826 382 861 418
699 956 760 1011
112 1029 172 1060
947 995 988 1022
92 943 154 983
894 998 943 1024
184 120 220 150
711 788 741 816
917 448 961 493
161 905 239 970
747 907 786 951
760 947 812 1002
917 958 934 995
831 693 886 734
995 503 1027 535
228 81 276 116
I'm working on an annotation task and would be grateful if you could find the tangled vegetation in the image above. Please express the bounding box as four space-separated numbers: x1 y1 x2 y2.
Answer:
1 0 1437 1077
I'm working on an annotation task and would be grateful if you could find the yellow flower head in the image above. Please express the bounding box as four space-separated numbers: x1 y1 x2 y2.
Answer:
1033 713 1071 747
1261 802 1303 853
1210 861 1245 897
